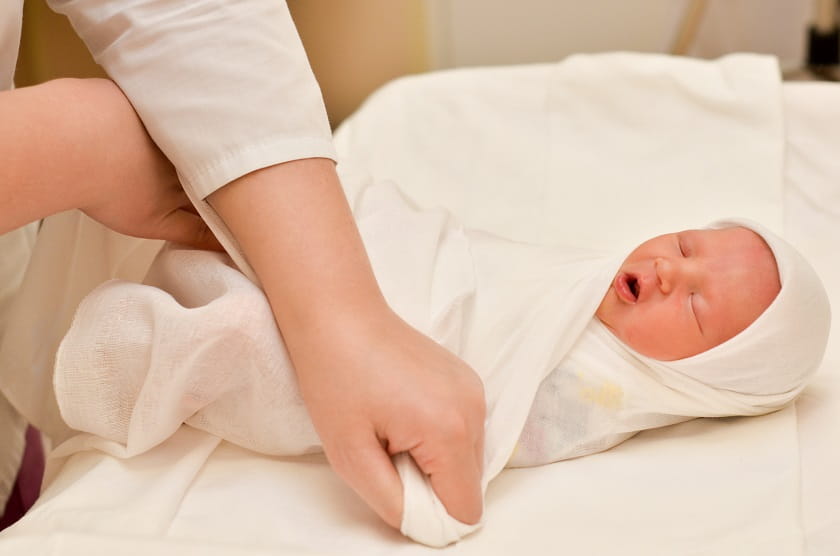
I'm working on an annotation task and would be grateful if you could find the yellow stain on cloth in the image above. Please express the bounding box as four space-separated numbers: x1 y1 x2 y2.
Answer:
578 376 624 409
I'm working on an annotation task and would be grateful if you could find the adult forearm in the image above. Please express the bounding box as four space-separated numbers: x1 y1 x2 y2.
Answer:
207 158 387 330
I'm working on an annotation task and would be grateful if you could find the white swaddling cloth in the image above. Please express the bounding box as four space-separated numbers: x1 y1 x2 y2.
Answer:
53 178 830 547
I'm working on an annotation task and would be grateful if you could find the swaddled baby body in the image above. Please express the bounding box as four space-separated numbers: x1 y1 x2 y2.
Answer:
53 180 832 546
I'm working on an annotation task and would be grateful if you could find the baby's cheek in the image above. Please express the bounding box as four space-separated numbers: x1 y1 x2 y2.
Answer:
621 323 649 353
615 315 647 351
623 306 670 354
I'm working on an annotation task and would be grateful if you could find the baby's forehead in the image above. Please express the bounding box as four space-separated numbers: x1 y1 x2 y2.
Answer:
687 226 780 289
688 225 781 343
686 226 776 265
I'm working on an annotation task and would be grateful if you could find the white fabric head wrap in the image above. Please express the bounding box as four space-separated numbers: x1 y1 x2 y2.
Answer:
649 219 831 400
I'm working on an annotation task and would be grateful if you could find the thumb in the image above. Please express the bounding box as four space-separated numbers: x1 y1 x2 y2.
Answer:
326 433 404 529
413 438 484 525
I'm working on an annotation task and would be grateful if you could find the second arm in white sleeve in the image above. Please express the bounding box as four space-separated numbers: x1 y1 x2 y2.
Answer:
49 0 337 200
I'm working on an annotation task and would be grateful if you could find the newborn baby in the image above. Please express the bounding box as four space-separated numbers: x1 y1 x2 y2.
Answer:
512 219 830 467
53 181 832 546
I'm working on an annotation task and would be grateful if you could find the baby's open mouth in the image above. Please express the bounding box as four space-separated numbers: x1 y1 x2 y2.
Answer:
628 276 640 299
615 272 640 303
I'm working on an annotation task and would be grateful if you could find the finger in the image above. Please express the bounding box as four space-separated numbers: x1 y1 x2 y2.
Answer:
156 209 223 251
325 433 404 529
416 440 484 525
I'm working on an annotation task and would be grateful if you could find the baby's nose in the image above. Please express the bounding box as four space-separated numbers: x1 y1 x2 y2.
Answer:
655 257 677 294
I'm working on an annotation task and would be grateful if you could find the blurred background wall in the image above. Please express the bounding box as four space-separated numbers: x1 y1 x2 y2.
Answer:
426 0 810 70
16 0 816 127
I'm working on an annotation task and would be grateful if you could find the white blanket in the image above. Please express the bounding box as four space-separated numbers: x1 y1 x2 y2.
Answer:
0 52 797 553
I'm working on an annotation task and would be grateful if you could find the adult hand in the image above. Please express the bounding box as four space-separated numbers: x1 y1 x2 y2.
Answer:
0 78 219 250
75 79 220 249
290 305 486 528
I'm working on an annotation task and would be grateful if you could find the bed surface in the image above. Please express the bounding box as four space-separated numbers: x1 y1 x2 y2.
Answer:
1 60 838 555
782 82 840 555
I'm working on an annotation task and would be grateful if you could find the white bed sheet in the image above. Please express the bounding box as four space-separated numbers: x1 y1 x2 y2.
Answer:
0 66 838 555
782 82 840 556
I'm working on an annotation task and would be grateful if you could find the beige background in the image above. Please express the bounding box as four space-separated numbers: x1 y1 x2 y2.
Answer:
16 0 818 127
15 0 430 127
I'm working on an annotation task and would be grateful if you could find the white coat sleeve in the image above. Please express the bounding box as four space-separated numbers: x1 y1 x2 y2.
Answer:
47 0 337 278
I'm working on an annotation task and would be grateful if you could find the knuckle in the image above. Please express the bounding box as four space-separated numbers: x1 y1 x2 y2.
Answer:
435 408 473 444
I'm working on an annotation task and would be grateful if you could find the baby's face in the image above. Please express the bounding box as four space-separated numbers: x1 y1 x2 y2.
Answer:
595 227 780 361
